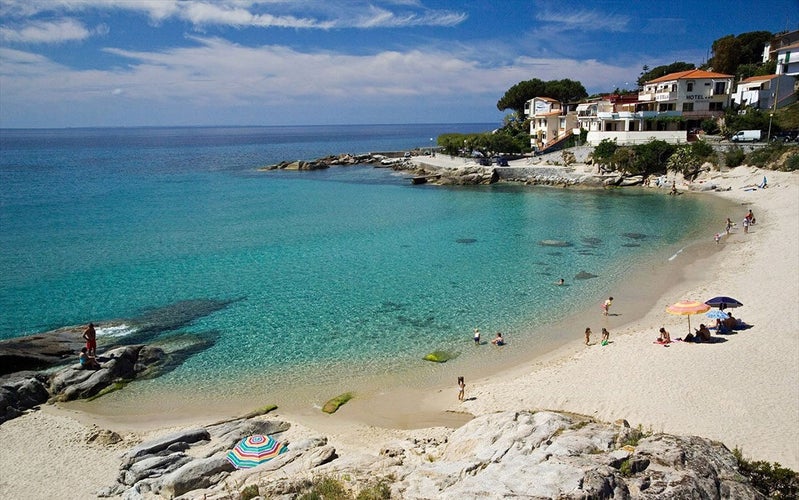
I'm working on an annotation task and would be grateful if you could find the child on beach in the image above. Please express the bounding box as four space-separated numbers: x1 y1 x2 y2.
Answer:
473 328 480 345
584 327 591 345
491 332 505 346
602 297 613 316
457 376 465 401
601 328 610 345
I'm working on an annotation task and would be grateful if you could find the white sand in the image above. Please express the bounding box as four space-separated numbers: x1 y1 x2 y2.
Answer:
1 164 796 499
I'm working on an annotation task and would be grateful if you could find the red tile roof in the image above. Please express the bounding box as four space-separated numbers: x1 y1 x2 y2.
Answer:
739 74 779 83
647 69 734 83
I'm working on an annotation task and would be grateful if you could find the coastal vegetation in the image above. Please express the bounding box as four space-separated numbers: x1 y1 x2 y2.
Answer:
733 448 799 499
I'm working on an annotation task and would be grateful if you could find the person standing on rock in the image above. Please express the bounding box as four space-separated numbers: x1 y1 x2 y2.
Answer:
83 322 97 357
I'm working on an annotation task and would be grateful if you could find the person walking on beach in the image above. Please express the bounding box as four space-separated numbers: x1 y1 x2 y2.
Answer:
743 217 749 233
602 297 613 316
83 322 97 357
473 328 480 345
457 376 465 401
725 218 733 235
584 327 592 345
601 327 610 345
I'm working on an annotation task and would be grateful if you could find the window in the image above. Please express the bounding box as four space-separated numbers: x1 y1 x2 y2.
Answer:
687 82 694 92
682 103 694 112
709 102 724 111
658 103 675 112
714 81 726 94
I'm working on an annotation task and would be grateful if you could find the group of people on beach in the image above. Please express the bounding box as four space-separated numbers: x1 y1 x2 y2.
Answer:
718 209 756 242
473 328 505 346
584 327 610 346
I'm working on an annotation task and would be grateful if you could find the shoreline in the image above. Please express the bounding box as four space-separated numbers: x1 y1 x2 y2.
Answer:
1 162 797 498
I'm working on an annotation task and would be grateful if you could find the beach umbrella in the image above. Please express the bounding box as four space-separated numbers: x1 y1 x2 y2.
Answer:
226 434 287 469
704 296 743 309
706 309 730 320
666 300 711 335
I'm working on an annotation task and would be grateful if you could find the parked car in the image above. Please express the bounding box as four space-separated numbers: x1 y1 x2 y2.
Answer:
771 131 798 143
493 156 509 166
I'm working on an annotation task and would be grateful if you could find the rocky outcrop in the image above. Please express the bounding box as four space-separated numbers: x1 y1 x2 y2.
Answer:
49 345 158 402
260 153 411 171
0 341 210 423
100 416 325 499
101 410 766 499
0 373 50 423
385 411 764 499
0 328 85 375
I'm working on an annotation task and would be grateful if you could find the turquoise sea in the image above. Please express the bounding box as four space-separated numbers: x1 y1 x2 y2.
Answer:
0 125 731 407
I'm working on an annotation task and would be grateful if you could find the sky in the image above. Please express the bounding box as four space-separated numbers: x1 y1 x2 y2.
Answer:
0 0 796 128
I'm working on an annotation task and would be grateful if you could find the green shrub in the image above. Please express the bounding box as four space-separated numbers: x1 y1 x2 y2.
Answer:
620 424 651 447
701 118 720 135
619 458 634 477
239 484 259 500
785 154 799 172
746 142 785 168
298 477 351 500
733 448 799 498
725 147 746 168
356 481 392 500
690 140 716 162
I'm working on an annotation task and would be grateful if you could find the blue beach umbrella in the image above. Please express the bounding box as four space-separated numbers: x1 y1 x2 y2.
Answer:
706 309 730 320
704 296 743 309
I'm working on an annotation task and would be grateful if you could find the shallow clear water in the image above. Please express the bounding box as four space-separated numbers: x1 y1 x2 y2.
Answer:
0 125 730 399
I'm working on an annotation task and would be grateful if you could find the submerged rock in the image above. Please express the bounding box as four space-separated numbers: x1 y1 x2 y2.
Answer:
575 271 599 280
539 239 573 247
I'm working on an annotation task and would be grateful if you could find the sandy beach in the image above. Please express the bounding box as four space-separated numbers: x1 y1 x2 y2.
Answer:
1 161 797 499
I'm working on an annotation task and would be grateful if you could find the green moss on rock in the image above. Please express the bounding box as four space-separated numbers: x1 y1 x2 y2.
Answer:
423 350 457 363
322 392 354 414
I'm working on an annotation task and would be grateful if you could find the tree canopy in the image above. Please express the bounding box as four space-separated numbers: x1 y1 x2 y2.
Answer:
637 62 695 87
497 78 587 117
708 31 772 75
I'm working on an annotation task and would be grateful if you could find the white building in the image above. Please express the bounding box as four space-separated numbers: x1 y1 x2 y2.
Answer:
775 41 799 76
523 97 577 151
638 69 733 119
732 74 797 109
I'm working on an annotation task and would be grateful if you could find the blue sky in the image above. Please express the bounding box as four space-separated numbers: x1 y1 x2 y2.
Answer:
0 0 795 128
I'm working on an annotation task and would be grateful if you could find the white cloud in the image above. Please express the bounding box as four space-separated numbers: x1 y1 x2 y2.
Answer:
0 0 466 31
0 36 637 113
535 8 629 32
0 18 93 44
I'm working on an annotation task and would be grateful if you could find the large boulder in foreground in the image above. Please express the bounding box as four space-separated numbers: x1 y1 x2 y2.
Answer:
392 410 764 499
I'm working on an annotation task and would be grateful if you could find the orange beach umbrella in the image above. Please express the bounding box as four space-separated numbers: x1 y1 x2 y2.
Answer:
666 300 711 335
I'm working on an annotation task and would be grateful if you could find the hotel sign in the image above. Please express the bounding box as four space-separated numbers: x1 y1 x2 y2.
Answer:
685 94 709 100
